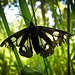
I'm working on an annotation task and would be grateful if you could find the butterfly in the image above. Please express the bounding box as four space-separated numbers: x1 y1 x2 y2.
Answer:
0 22 72 58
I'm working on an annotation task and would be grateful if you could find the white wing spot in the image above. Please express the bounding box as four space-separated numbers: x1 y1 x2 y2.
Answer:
53 31 59 36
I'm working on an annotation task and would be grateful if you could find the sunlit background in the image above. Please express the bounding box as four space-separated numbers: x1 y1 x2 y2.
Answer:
0 0 75 75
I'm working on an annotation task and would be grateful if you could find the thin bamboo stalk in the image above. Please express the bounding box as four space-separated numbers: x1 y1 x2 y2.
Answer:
67 0 70 75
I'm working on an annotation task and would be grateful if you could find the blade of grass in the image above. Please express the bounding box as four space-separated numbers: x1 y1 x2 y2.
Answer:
43 58 48 75
38 56 46 74
19 0 31 27
0 3 22 68
45 58 53 75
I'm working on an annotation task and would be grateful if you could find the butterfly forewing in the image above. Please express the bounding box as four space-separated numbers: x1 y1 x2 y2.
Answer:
1 28 28 47
38 26 72 46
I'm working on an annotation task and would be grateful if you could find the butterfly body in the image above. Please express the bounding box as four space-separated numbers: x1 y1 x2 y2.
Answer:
29 22 40 54
1 22 72 58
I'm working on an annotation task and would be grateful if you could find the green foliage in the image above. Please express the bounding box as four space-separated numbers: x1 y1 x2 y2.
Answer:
0 0 75 75
19 0 31 27
21 65 43 75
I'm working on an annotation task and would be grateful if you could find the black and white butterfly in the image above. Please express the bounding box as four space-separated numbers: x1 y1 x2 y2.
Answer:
1 22 72 58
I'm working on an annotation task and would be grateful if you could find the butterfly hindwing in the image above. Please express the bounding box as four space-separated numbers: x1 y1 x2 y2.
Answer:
37 29 55 57
19 36 33 58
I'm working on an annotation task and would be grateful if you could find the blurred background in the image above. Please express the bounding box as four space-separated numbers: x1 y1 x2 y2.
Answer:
0 0 75 75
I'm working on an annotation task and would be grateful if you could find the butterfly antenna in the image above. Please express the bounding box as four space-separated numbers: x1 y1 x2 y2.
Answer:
16 14 31 23
31 0 37 26
35 5 41 13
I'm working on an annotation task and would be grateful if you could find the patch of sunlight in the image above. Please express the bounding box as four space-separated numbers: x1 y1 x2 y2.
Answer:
0 59 2 64
71 53 74 60
0 67 1 70
61 61 64 64
21 57 28 60
58 2 67 11
71 36 75 43
36 1 41 7
59 49 62 56
64 67 67 72
0 47 1 50
4 47 12 57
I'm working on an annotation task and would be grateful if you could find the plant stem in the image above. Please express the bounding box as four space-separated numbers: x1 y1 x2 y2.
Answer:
67 0 70 75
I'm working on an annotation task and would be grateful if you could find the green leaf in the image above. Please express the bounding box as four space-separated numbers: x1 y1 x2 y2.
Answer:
19 0 31 27
21 65 43 75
